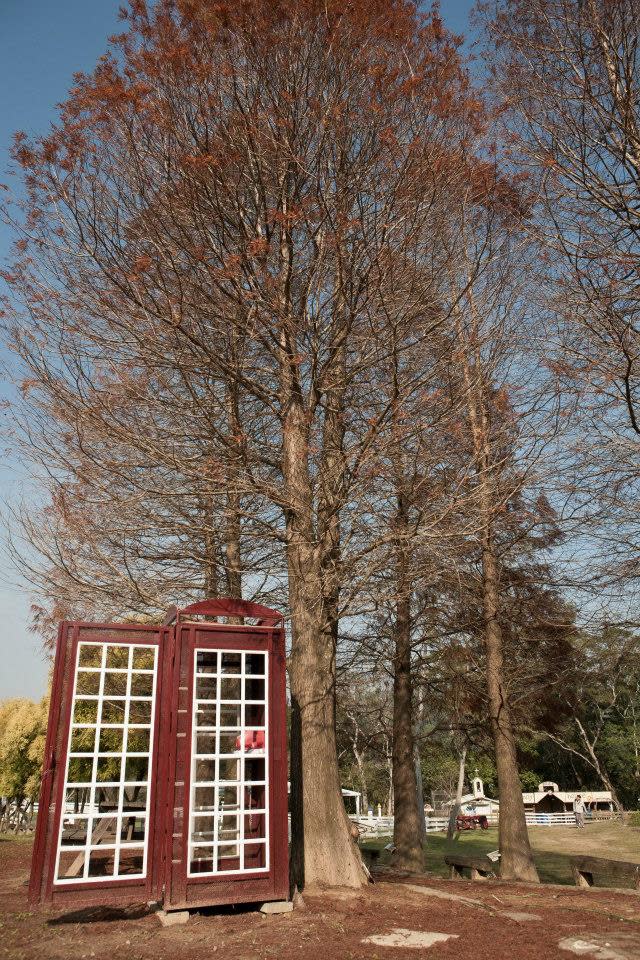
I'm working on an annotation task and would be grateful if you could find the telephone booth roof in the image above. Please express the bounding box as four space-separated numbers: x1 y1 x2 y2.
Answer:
163 599 284 627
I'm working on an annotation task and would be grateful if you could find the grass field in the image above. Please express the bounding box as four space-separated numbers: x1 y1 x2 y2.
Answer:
362 821 640 886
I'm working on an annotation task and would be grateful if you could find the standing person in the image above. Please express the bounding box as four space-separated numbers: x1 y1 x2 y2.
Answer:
573 794 586 828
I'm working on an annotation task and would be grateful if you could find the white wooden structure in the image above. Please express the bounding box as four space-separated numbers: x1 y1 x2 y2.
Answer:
522 781 614 814
341 788 362 817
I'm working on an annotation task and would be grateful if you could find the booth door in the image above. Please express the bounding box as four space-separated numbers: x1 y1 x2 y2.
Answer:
29 623 170 908
164 622 288 909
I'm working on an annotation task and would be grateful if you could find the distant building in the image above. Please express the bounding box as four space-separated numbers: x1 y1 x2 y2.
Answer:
522 781 614 814
450 772 500 817
341 787 362 816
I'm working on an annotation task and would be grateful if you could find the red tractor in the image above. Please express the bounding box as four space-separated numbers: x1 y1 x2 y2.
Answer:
456 813 489 831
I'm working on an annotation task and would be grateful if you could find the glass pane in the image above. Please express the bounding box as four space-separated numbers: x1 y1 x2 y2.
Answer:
91 816 118 845
126 728 150 753
128 700 152 725
221 652 241 674
190 847 214 874
245 757 265 782
193 786 216 811
131 673 153 698
195 758 216 782
60 814 88 846
99 727 124 754
68 757 93 785
119 815 146 844
246 784 265 809
218 786 239 810
64 787 91 813
243 729 265 753
245 703 265 727
102 700 127 725
70 727 96 754
218 814 240 842
124 756 149 782
132 647 155 670
219 732 240 756
219 758 240 782
191 815 216 842
244 842 267 870
117 847 144 876
106 646 130 669
121 785 148 811
196 732 216 756
78 644 102 668
245 678 265 701
88 848 116 877
73 700 99 725
244 811 266 841
76 672 101 696
220 677 241 701
196 676 217 700
57 849 85 881
96 755 122 783
220 703 242 728
245 653 265 676
217 844 239 870
196 650 218 674
195 704 217 728
95 786 120 810
104 672 128 697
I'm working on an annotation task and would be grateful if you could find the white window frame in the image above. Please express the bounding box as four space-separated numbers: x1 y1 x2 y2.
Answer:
53 641 159 885
187 648 270 877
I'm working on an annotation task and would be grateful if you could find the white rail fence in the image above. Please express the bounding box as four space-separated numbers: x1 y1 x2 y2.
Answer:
351 811 620 837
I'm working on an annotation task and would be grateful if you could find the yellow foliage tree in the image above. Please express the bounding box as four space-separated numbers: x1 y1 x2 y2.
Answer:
0 696 48 803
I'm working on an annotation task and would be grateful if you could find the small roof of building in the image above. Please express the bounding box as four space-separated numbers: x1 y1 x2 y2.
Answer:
459 792 500 806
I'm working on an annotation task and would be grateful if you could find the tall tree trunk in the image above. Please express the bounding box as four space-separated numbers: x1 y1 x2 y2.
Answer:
350 726 370 813
288 559 366 889
483 536 539 882
203 499 218 600
284 398 366 891
224 369 243 617
453 292 539 883
383 735 394 816
355 754 369 815
414 745 427 845
447 744 467 841
391 516 426 871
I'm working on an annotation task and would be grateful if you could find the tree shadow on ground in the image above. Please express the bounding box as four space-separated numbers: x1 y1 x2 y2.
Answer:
47 903 151 925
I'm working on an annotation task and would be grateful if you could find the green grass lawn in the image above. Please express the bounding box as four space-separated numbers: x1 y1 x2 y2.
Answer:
361 821 640 887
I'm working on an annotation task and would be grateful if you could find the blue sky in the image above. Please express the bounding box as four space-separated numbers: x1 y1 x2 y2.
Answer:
0 0 476 700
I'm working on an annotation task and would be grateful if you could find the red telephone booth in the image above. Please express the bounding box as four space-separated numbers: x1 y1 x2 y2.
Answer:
29 599 289 913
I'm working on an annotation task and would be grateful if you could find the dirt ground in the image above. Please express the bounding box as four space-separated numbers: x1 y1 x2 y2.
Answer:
3 836 640 960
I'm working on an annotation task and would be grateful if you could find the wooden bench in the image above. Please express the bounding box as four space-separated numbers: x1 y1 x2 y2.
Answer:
444 853 497 881
570 855 640 891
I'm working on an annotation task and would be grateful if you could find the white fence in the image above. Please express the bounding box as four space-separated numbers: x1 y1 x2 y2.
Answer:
351 810 619 837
